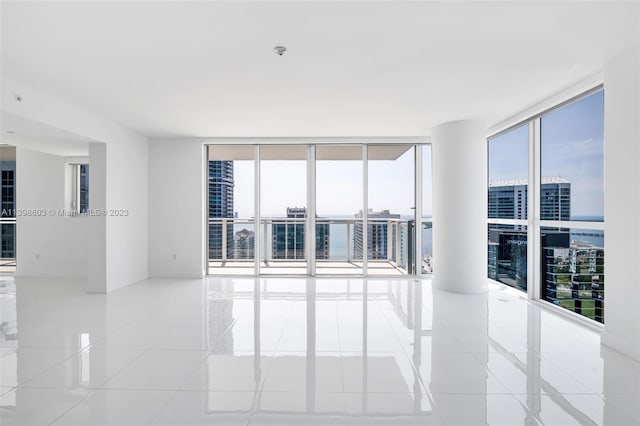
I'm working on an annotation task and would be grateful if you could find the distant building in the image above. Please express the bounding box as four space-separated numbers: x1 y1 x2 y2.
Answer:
488 229 528 291
208 161 234 259
79 164 89 214
488 177 574 295
272 207 330 260
488 177 571 221
353 209 401 260
233 228 255 259
541 230 604 323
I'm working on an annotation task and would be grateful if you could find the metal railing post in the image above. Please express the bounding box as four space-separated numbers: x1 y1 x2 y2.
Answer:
347 222 352 262
362 145 368 274
222 218 227 261
263 220 268 263
395 221 402 267
387 220 393 262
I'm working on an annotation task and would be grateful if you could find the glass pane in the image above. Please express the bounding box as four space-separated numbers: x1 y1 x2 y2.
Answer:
0 146 16 274
541 90 604 221
488 124 529 219
541 227 604 323
260 145 307 275
79 164 89 213
422 145 433 274
488 224 528 292
316 145 363 275
367 145 415 275
208 145 255 275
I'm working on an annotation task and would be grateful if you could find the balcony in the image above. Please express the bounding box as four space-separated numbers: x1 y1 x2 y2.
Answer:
208 217 433 276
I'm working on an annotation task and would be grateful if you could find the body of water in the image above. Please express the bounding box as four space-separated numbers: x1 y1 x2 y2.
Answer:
328 224 433 260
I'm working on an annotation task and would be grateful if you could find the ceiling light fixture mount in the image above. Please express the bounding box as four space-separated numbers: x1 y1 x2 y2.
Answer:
274 46 287 56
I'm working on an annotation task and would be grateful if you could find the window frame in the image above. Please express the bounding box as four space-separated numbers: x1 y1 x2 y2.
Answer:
68 162 89 216
487 86 605 326
205 142 432 278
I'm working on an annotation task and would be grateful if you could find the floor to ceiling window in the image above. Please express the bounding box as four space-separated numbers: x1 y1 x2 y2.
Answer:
367 145 416 275
316 146 363 276
259 145 308 275
488 124 529 291
421 145 433 274
539 89 605 323
207 143 428 277
487 88 605 323
207 145 255 275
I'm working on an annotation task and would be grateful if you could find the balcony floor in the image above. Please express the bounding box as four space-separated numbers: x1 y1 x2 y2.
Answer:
208 260 407 276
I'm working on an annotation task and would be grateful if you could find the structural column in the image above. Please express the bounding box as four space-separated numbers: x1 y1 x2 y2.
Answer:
431 120 487 294
602 45 640 361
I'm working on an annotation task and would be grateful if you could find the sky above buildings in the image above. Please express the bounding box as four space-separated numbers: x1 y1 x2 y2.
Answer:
489 90 604 219
230 148 431 218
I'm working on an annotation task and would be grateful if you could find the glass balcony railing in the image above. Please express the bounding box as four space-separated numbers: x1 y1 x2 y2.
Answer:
207 217 433 275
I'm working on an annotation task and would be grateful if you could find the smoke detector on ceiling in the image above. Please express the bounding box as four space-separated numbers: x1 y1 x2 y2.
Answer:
274 46 287 56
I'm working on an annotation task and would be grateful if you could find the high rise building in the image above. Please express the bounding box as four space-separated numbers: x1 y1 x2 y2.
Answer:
488 177 571 220
487 229 528 291
272 207 330 260
233 228 255 259
540 178 571 221
208 160 234 259
353 209 401 260
488 178 571 289
0 152 16 260
541 231 605 323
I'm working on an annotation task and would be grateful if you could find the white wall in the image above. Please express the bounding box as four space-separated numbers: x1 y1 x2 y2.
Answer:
2 79 149 293
87 143 107 293
103 136 149 292
15 148 89 278
148 139 205 278
602 45 640 362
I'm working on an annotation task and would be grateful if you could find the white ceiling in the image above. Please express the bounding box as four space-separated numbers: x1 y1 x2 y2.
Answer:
0 112 90 157
1 1 638 139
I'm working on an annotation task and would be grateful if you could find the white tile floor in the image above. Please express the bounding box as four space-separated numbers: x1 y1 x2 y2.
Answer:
0 276 639 425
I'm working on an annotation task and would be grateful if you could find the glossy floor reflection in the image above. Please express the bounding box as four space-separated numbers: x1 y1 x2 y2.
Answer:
0 277 639 425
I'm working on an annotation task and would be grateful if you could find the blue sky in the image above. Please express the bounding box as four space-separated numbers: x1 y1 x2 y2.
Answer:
232 147 431 218
489 90 604 219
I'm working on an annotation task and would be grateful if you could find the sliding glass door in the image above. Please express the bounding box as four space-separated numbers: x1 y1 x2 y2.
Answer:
260 145 308 275
316 146 363 275
207 143 427 277
368 145 416 275
207 145 255 275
